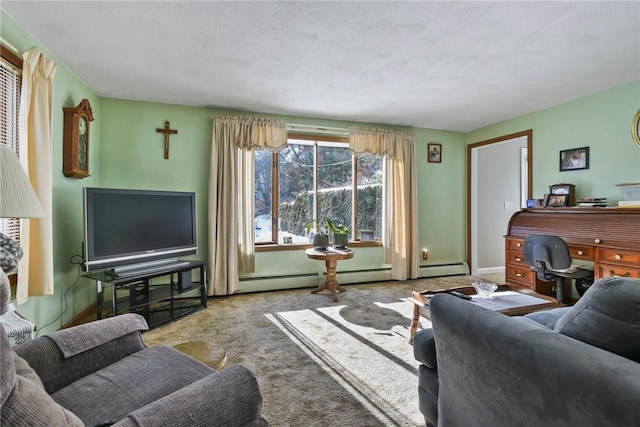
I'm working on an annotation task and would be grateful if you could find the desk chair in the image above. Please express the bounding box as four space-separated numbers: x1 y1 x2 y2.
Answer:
523 234 593 304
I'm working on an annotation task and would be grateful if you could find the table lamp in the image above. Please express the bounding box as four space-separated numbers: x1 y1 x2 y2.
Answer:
0 144 45 313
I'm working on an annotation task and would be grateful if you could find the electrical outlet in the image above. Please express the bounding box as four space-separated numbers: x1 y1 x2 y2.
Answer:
422 249 428 260
504 201 514 210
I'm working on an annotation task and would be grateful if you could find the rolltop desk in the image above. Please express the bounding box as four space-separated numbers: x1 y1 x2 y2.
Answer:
505 208 640 296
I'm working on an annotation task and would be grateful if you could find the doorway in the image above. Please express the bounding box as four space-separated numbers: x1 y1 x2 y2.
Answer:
467 130 532 275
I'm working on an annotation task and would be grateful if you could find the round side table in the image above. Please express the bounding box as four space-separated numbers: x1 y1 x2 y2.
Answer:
305 248 354 302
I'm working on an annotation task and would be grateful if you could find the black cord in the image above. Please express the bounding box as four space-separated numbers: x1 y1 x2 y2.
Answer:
35 255 84 336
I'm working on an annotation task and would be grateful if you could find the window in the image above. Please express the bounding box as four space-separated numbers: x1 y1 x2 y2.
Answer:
1 44 23 245
254 134 383 246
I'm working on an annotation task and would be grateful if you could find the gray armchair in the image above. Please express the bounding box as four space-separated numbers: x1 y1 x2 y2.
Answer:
1 312 267 427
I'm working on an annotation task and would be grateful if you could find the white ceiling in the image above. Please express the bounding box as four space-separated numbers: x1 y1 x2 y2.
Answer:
2 1 639 132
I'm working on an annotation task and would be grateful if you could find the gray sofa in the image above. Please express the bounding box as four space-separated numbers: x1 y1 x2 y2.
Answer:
413 276 640 427
1 312 267 427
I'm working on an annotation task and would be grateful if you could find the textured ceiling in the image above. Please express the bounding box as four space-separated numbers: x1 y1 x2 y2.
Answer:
2 1 639 132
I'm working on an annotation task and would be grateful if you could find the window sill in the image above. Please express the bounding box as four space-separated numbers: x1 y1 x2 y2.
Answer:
255 240 382 252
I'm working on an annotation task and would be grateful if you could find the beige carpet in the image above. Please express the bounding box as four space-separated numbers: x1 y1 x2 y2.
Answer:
143 274 501 427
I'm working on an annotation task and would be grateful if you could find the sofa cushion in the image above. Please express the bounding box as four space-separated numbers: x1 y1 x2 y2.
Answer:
128 365 264 427
523 306 571 329
417 366 438 427
52 345 215 426
413 328 437 368
554 277 640 362
13 352 44 389
45 313 148 358
0 327 84 427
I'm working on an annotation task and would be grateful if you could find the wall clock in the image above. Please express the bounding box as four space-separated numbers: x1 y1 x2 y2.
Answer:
63 99 94 178
632 109 640 149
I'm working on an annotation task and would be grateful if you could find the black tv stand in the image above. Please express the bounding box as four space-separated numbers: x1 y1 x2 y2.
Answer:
84 261 207 329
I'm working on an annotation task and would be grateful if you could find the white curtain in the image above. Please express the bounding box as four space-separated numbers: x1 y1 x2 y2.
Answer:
208 116 287 295
16 48 56 305
349 127 419 280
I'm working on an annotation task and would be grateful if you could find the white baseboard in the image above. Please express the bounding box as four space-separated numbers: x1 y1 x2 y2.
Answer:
419 262 469 278
476 266 505 275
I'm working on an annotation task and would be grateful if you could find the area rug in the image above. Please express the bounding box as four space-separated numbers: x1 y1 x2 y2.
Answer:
142 274 500 426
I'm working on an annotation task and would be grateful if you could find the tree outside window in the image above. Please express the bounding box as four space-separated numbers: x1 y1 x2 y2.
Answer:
254 135 383 245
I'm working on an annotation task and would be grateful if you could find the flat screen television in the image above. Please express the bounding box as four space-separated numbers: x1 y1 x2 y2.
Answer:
83 187 197 273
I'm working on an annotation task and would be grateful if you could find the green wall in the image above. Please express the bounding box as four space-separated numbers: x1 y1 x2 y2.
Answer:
4 9 638 331
3 10 467 330
468 81 640 201
1 10 101 332
100 99 469 288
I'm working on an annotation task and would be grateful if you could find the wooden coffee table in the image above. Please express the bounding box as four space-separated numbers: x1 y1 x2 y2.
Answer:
408 285 562 344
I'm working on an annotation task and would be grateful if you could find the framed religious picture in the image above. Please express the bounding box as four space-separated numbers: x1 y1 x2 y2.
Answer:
428 143 442 163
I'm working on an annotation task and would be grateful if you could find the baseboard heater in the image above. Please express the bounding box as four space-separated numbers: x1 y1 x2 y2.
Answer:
335 263 469 281
238 262 469 293
325 268 392 284
238 272 321 293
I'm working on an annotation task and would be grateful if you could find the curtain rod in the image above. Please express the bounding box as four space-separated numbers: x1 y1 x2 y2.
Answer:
287 124 349 136
0 38 20 56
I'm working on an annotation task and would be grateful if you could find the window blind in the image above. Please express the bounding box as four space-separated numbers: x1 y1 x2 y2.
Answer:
1 45 23 243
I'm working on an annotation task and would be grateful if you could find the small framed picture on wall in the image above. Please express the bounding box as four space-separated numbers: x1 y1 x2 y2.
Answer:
428 143 442 163
559 147 589 171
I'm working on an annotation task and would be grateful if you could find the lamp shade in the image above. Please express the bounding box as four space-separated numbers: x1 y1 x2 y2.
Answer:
0 144 45 218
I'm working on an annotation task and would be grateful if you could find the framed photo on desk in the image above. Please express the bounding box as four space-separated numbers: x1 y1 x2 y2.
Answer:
546 194 569 207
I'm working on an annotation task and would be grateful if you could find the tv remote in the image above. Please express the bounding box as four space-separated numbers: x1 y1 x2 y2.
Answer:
448 290 472 300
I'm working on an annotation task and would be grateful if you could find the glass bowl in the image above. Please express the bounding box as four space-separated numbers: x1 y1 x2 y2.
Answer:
472 281 498 298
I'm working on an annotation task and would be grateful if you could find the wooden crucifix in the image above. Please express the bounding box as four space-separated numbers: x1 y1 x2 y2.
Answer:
156 120 178 159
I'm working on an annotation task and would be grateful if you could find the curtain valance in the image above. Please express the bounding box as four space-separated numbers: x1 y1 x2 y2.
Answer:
213 116 287 151
348 127 416 158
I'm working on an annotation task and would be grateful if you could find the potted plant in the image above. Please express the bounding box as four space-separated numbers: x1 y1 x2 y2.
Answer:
326 219 350 249
307 218 350 250
306 219 329 250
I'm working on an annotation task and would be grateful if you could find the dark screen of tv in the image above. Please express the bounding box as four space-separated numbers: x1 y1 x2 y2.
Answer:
83 187 197 272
